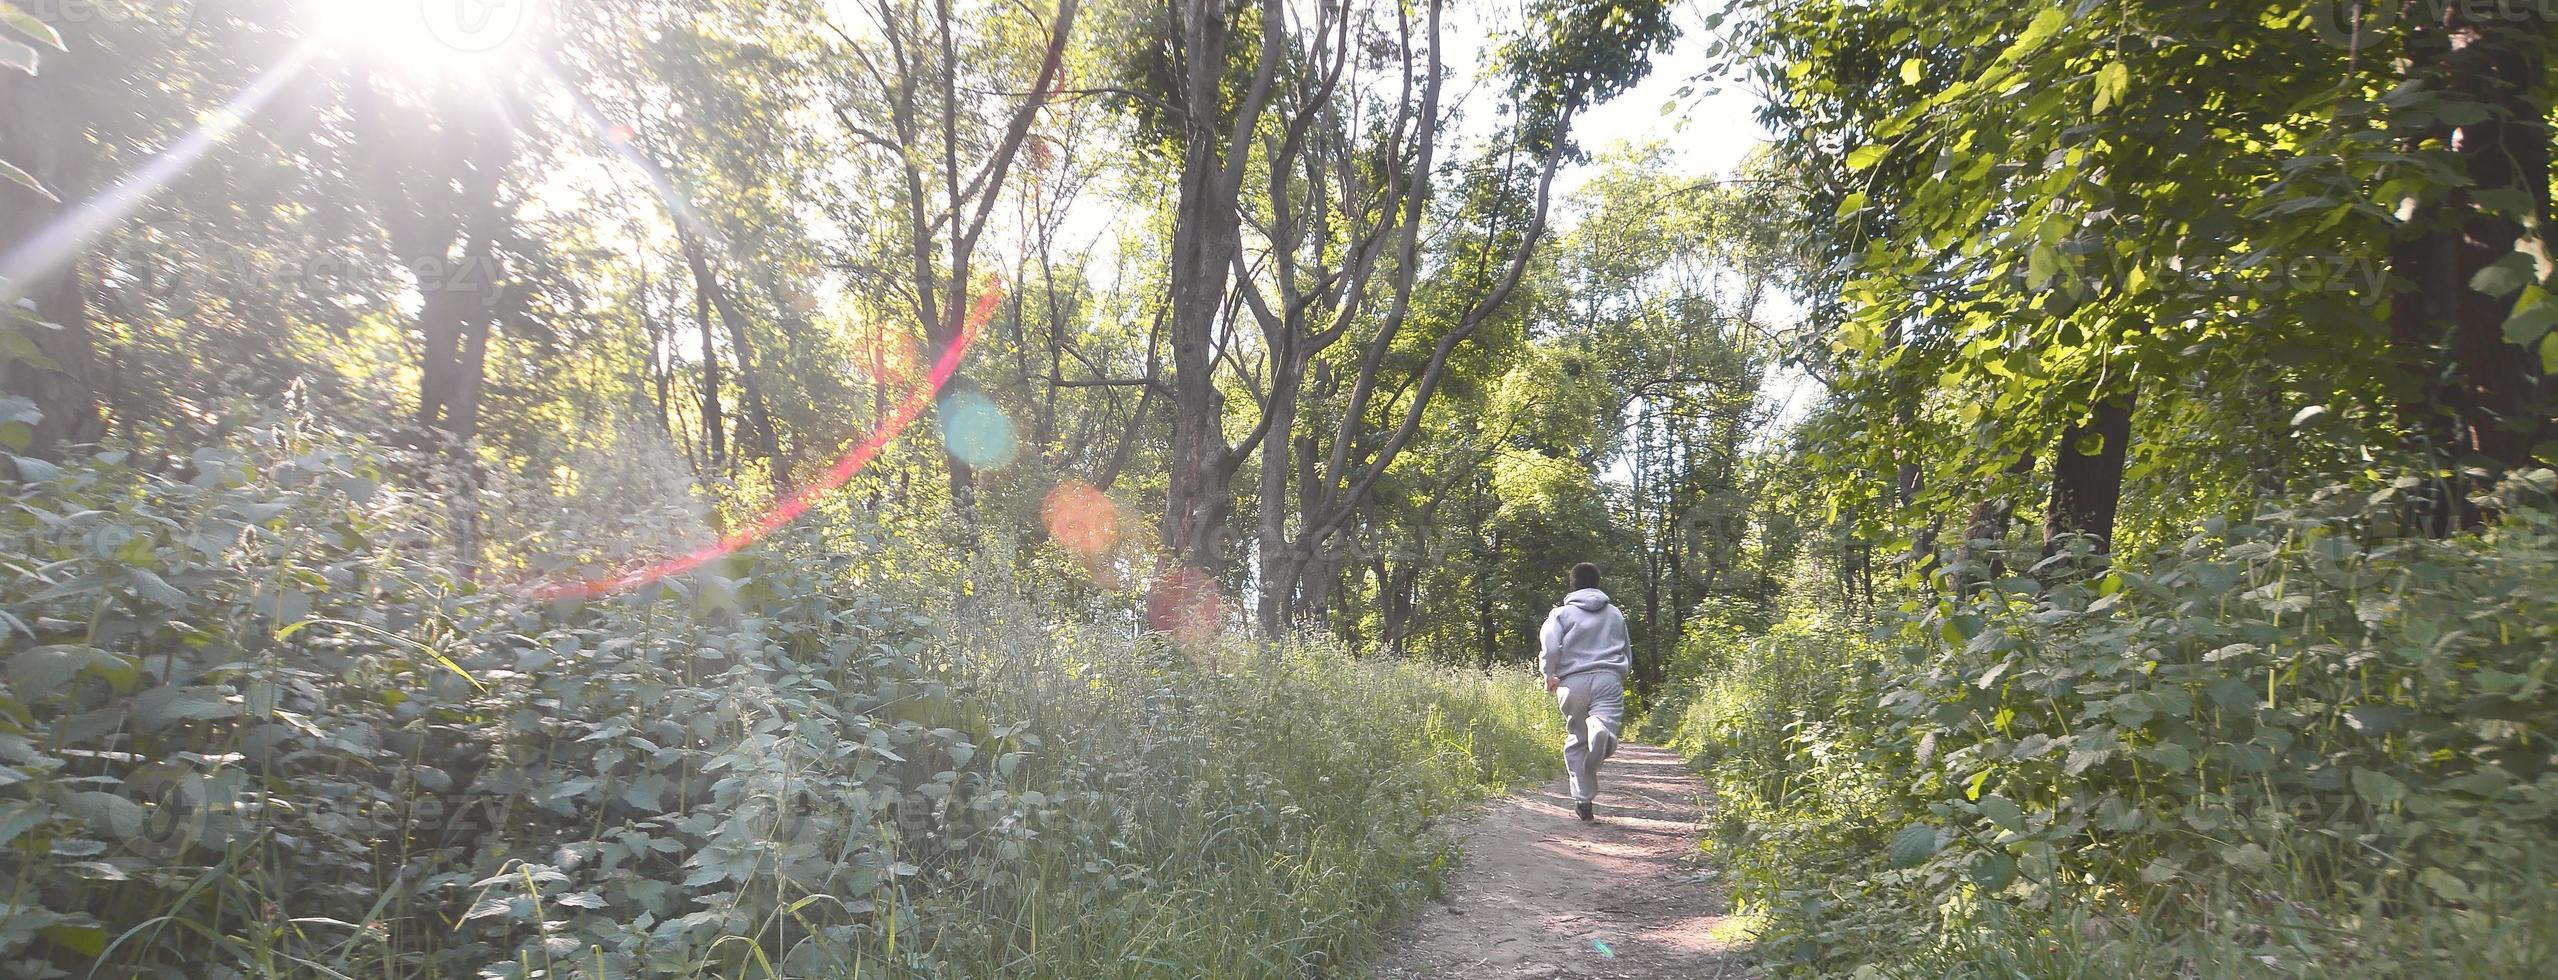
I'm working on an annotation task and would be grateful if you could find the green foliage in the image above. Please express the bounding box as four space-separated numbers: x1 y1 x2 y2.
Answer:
1658 479 2558 976
0 1 57 200
0 420 1558 977
1734 0 2557 557
1501 0 1680 151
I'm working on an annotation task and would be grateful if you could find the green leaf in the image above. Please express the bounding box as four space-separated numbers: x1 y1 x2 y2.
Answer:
2205 678 2256 708
1948 614 1984 640
125 568 187 608
1899 58 1921 86
2142 740 2193 770
2351 768 2407 807
136 687 238 730
2503 286 2557 346
0 800 49 849
1978 795 2026 832
9 645 120 696
1968 852 2018 890
1886 822 1939 868
2470 253 2533 298
463 897 515 922
40 923 105 958
0 4 62 50
62 791 144 840
235 500 292 524
2064 728 2117 775
5 453 54 482
2011 734 2056 760
2091 62 2129 113
1996 7 2070 64
1845 144 1888 171
622 774 670 810
2226 741 2275 772
2139 857 2181 885
2419 867 2472 901
2223 842 2271 872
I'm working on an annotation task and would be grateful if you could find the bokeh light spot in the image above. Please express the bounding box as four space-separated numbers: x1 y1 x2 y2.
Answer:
938 390 1018 470
1146 566 1224 644
1041 480 1120 557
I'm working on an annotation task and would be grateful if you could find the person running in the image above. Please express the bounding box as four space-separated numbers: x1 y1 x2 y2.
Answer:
1540 562 1630 822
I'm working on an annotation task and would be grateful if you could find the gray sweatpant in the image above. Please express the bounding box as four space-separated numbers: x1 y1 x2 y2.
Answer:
1556 670 1624 803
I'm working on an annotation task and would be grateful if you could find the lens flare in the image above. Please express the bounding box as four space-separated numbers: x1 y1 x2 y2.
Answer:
1 43 319 302
1145 565 1224 644
937 390 1018 470
528 282 1005 600
1040 479 1119 556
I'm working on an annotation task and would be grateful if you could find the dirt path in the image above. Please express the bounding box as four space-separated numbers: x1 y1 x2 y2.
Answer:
1370 744 1755 979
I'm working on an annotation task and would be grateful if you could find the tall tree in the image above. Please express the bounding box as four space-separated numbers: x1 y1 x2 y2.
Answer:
823 0 1082 515
2382 3 2555 532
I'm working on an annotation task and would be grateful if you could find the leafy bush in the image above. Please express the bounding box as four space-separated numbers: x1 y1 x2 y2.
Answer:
1660 479 2558 977
0 419 1557 978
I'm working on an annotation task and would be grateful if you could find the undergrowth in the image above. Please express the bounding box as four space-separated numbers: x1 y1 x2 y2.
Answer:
1654 478 2558 977
0 421 1556 978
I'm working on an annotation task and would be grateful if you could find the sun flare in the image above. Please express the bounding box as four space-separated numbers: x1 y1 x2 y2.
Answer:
314 0 534 73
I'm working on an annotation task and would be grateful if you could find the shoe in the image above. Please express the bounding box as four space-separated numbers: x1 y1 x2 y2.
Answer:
1576 801 1594 822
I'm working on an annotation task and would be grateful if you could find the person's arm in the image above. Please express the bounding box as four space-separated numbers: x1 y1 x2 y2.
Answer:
1539 610 1563 691
1609 605 1632 673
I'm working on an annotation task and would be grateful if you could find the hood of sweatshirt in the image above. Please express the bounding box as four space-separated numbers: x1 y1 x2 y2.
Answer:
1564 588 1611 611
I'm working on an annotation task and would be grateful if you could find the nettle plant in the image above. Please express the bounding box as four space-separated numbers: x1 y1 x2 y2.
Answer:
1704 475 2558 972
1891 477 2558 914
0 415 1046 978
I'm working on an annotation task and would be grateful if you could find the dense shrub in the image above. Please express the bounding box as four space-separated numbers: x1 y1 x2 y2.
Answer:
0 421 1556 978
1659 479 2558 977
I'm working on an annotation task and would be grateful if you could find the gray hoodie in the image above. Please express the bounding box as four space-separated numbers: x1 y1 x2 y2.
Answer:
1539 588 1631 681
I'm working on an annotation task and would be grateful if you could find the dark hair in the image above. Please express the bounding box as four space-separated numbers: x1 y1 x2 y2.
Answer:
1569 562 1600 591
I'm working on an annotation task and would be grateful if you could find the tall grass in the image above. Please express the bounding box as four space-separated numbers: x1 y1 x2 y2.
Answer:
901 597 1561 976
0 424 1559 978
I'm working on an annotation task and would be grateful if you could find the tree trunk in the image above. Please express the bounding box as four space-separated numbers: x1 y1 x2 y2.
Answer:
693 259 725 473
2386 5 2553 534
1476 526 1500 667
1955 452 2036 591
2041 389 2136 560
413 213 503 445
1255 356 1305 635
1159 0 1283 574
681 233 781 486
350 72 513 452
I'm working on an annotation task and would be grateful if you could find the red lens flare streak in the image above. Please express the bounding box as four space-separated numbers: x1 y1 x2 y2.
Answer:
528 282 1006 600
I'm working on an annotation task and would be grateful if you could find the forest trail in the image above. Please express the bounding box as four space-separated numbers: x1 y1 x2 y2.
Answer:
1371 744 1756 979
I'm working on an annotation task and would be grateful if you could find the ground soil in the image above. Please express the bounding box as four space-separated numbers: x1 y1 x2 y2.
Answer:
1368 744 1756 979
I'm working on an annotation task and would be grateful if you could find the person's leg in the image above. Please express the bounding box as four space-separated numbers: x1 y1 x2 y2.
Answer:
1557 679 1594 802
1580 672 1625 800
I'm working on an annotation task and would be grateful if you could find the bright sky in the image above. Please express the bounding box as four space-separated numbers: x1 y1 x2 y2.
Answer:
1557 10 1772 197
